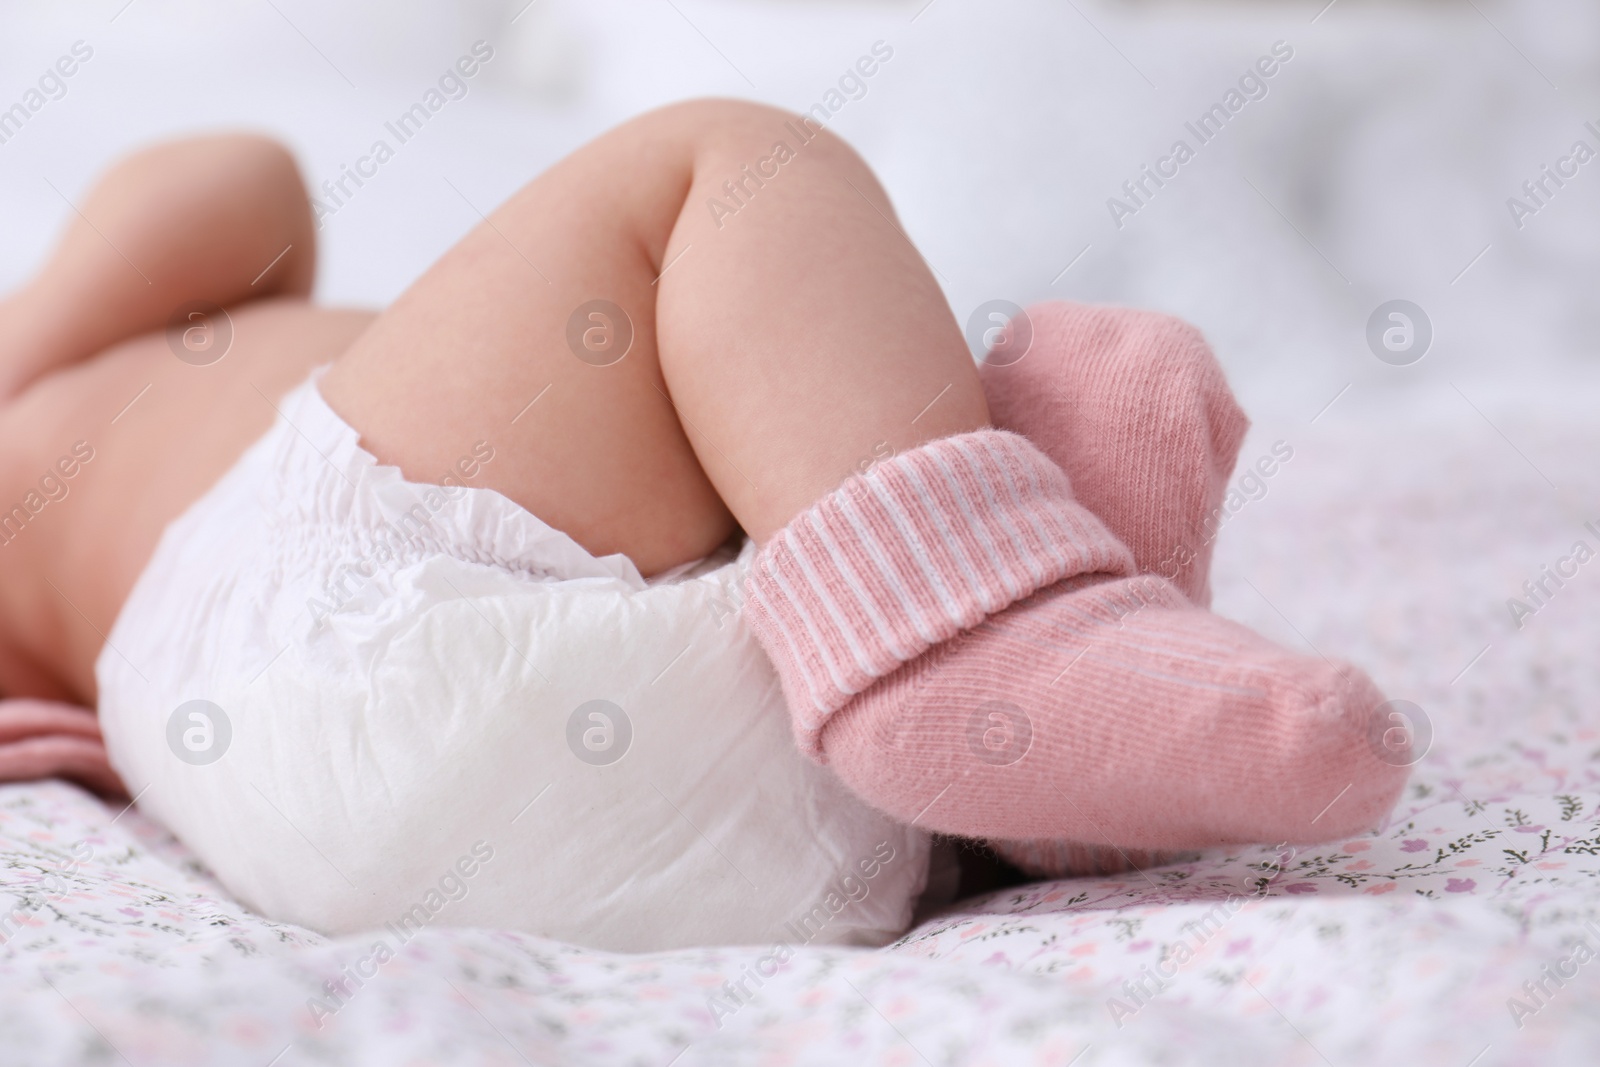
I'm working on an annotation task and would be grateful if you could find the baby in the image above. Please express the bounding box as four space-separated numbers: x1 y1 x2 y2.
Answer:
0 99 1406 896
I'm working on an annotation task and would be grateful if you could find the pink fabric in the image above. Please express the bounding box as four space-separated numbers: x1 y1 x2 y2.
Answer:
979 299 1250 873
743 429 1133 751
0 699 127 798
979 301 1249 607
746 419 1408 853
814 529 1406 850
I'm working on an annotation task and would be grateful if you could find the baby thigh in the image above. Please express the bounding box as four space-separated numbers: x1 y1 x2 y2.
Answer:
318 98 987 578
318 104 744 577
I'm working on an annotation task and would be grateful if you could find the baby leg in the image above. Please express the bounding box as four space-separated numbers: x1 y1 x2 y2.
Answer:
758 446 1406 853
0 134 316 398
318 99 989 577
736 310 1402 853
318 99 1403 857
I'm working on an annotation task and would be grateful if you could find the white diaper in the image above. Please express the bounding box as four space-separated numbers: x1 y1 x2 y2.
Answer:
96 368 929 953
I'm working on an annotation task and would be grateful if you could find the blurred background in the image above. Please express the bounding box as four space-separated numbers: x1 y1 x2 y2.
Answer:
1 0 1596 428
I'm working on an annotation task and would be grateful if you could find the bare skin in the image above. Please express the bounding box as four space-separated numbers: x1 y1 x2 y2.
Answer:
0 100 987 707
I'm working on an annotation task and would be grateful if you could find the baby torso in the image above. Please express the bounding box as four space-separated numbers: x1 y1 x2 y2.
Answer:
0 298 373 702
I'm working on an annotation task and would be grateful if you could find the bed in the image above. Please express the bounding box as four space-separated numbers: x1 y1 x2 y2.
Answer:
5 405 1598 1065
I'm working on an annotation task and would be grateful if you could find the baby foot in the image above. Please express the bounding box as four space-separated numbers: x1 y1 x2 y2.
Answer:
745 428 1405 859
819 573 1402 849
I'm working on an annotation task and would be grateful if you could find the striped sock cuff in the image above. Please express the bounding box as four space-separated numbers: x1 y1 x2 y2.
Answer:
745 428 1134 752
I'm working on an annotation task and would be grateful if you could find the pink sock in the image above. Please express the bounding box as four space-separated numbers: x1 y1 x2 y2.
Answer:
979 301 1248 608
978 300 1250 873
744 430 1407 857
